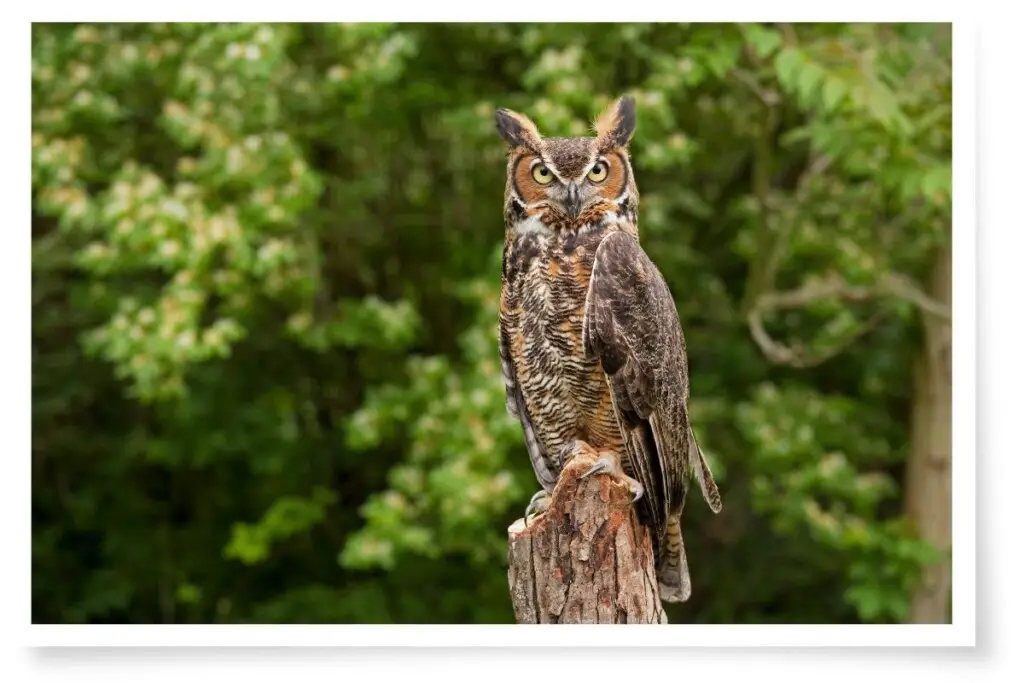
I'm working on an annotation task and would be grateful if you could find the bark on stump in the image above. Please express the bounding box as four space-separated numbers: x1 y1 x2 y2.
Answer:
507 446 668 624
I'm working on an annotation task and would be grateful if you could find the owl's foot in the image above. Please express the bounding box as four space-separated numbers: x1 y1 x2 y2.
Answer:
525 489 552 521
581 451 644 503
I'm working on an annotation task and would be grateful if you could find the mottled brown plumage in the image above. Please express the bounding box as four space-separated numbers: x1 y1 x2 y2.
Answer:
495 96 722 603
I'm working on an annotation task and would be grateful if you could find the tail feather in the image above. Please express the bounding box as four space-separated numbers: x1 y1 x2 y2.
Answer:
653 426 721 603
687 425 722 514
655 515 692 603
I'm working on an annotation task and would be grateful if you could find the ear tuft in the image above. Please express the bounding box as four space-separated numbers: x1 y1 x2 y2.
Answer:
495 109 523 146
495 108 542 149
594 95 636 148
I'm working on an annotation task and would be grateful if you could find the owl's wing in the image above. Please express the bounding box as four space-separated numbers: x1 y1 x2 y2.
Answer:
582 231 722 537
499 320 558 493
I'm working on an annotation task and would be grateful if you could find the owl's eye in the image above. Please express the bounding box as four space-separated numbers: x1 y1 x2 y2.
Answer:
532 164 554 185
587 162 609 183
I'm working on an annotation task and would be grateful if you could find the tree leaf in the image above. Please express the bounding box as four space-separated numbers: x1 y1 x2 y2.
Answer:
773 47 804 93
822 75 847 112
745 25 783 60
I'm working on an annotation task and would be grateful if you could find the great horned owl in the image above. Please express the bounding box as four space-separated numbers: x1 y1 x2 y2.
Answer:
495 95 722 603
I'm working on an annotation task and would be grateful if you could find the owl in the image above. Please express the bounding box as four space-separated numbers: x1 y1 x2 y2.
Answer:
495 95 722 603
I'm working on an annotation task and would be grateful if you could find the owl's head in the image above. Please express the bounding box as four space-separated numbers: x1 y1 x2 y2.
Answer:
495 96 638 228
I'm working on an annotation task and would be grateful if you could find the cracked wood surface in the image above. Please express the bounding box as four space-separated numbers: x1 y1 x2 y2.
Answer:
507 444 667 624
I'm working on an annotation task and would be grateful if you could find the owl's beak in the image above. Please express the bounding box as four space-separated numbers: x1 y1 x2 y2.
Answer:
566 183 582 219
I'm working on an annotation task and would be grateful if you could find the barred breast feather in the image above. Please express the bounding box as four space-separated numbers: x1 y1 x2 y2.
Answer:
499 223 624 492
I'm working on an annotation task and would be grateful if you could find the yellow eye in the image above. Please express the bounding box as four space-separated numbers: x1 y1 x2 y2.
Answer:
588 162 609 183
532 164 554 185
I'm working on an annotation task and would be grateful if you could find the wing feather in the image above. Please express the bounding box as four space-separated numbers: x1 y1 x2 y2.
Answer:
583 231 721 537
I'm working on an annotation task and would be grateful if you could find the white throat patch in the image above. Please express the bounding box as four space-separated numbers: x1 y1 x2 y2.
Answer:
513 214 555 237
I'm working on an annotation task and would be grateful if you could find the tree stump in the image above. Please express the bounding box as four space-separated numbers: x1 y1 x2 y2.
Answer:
506 443 668 624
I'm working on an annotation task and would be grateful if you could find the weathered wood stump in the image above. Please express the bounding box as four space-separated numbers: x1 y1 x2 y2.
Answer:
507 443 667 624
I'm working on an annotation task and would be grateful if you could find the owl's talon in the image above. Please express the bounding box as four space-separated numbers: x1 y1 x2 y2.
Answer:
581 452 645 503
525 489 552 521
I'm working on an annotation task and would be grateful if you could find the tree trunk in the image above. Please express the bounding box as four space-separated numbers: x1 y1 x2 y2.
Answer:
507 445 668 624
905 240 952 623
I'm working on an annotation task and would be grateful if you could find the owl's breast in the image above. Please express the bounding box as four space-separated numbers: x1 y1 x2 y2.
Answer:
500 227 624 459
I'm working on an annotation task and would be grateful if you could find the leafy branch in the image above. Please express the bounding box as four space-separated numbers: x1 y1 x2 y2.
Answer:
747 271 951 368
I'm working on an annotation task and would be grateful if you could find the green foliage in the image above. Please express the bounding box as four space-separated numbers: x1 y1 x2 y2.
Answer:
32 22 950 625
737 383 938 621
340 269 528 574
225 487 338 566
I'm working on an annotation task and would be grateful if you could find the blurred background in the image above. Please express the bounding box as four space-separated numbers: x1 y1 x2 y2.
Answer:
31 22 952 625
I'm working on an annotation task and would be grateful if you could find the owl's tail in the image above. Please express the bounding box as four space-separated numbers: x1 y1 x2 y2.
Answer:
655 515 692 603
